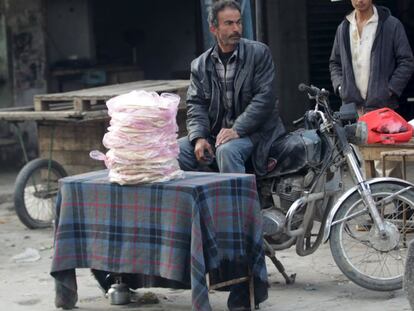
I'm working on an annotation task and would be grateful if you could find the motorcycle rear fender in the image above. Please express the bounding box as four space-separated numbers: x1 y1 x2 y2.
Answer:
322 177 414 243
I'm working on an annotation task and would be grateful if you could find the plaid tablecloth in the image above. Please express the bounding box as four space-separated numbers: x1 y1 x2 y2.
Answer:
51 170 268 311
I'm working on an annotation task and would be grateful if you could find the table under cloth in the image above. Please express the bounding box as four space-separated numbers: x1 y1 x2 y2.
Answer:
50 170 268 311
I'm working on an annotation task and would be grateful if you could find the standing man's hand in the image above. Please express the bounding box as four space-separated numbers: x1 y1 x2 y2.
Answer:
215 128 239 147
194 138 214 163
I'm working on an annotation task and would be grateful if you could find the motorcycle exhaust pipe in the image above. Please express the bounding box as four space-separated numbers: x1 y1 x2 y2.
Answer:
286 191 337 237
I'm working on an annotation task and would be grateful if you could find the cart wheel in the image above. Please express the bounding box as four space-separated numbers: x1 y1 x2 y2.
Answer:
14 158 67 229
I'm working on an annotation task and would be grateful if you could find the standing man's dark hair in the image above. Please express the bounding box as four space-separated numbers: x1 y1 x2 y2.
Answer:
208 0 241 27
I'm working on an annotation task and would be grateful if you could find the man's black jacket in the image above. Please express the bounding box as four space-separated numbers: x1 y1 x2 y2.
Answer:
186 38 286 176
330 6 414 110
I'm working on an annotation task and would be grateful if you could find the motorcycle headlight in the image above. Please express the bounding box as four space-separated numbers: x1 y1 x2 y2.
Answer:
345 121 368 145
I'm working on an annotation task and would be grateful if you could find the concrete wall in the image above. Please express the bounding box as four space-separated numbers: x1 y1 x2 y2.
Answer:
46 0 95 66
266 0 309 127
4 0 47 107
0 10 12 109
92 0 198 79
1 0 47 159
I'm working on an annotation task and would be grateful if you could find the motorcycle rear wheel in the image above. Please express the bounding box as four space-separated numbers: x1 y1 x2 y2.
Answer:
330 181 414 291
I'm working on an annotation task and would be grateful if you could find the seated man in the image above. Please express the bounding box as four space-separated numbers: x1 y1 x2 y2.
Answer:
178 0 285 176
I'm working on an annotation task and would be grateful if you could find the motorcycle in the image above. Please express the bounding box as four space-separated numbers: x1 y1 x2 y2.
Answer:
259 83 414 291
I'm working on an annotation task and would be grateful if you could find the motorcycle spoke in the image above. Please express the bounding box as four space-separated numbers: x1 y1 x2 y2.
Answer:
339 194 414 280
341 236 371 254
368 252 382 277
386 248 406 262
330 183 414 290
361 250 397 278
379 253 392 278
341 244 380 269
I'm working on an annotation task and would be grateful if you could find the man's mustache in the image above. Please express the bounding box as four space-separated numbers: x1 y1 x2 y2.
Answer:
230 32 241 39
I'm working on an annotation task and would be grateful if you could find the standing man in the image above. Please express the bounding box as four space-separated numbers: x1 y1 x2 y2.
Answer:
178 0 285 177
329 0 414 176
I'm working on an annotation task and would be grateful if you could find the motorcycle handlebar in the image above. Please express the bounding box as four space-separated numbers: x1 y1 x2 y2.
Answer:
298 83 330 98
292 116 304 126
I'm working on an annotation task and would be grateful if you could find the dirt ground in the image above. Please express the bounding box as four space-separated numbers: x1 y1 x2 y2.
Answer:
0 167 412 311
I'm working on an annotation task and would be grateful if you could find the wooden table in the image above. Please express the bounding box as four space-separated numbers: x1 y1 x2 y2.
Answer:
51 171 268 310
358 138 414 178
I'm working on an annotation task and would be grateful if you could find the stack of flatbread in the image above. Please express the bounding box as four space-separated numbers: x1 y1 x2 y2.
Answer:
90 90 184 185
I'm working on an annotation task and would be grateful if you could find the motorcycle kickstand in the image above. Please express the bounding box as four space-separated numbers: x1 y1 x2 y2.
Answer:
269 255 296 285
263 240 296 285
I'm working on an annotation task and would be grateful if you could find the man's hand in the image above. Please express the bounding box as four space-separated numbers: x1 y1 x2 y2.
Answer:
215 128 239 147
194 138 214 163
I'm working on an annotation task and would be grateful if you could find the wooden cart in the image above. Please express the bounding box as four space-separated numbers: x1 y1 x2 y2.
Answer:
0 79 189 229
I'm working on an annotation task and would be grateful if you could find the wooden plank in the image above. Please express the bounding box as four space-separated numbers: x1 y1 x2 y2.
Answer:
358 140 414 161
0 138 17 147
34 98 49 111
33 80 189 112
0 110 83 120
37 120 108 175
45 102 74 111
38 134 104 151
364 160 376 179
0 110 109 121
63 164 106 176
40 150 104 166
381 149 414 161
0 105 34 112
73 98 91 111
357 139 414 178
38 121 107 140
34 80 189 100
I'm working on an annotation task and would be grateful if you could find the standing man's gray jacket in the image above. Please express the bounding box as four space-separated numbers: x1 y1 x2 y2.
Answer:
330 6 414 110
186 38 285 176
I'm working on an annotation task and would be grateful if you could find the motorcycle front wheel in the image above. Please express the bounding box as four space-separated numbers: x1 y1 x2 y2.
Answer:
330 181 414 291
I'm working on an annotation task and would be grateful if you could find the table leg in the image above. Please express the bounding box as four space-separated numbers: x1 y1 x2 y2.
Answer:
248 268 255 310
364 160 376 179
53 269 78 309
403 156 407 180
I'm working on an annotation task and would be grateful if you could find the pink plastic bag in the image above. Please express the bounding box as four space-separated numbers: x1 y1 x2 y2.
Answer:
90 90 184 184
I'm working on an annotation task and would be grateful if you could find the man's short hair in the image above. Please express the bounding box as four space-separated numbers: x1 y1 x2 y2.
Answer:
208 0 241 27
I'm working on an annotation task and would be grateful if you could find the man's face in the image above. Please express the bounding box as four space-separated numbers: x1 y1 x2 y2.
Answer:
351 0 373 13
210 8 242 52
